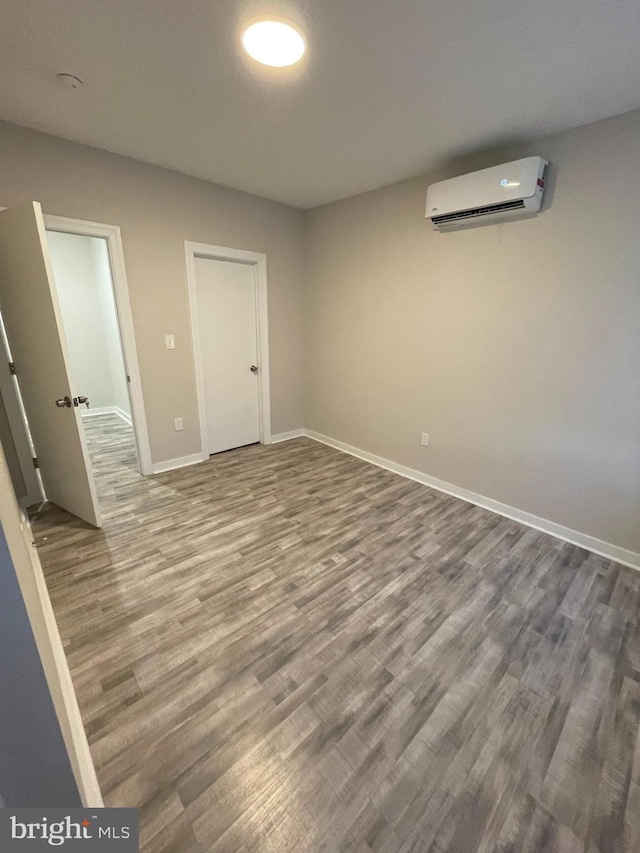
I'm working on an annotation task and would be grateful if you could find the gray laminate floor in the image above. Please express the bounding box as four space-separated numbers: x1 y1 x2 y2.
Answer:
32 414 640 852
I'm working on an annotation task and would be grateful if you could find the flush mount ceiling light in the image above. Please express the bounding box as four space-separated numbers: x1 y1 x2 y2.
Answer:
242 18 306 67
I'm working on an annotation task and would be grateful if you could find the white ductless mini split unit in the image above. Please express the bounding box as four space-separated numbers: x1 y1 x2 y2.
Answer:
426 156 548 231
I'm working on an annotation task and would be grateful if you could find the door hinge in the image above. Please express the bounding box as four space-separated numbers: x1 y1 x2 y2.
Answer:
8 362 16 375
32 457 39 469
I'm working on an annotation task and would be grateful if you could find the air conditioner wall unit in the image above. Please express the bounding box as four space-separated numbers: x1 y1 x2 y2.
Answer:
426 156 548 231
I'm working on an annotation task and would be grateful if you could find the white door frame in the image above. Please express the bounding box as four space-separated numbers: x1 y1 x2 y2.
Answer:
0 317 43 506
184 241 271 457
0 442 103 806
43 215 153 476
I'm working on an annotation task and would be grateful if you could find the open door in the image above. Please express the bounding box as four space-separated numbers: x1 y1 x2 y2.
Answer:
0 203 101 527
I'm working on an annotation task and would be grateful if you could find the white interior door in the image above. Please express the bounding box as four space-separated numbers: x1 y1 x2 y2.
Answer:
0 203 101 527
194 256 260 454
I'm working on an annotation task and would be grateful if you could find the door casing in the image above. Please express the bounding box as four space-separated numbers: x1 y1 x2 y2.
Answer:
185 241 271 457
0 203 101 526
0 318 43 506
44 215 152 476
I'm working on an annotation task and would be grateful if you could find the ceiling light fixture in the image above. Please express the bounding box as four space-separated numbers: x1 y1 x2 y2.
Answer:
242 19 306 67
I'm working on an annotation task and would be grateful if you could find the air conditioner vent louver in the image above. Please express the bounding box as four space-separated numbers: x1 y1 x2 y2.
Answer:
426 157 547 230
432 199 525 226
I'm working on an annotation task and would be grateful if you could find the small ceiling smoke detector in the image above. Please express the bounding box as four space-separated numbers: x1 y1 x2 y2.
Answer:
57 73 84 90
242 18 306 67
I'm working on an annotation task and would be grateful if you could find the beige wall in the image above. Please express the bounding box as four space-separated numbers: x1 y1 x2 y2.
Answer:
0 120 306 464
47 232 131 416
47 232 120 411
91 238 131 417
306 108 640 554
0 112 638 555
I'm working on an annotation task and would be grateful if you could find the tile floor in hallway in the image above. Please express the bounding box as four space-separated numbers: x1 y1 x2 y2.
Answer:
31 414 640 852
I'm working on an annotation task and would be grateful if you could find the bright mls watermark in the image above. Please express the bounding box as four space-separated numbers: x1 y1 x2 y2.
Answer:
0 809 138 850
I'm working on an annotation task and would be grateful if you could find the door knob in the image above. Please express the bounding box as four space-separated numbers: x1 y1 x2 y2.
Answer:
77 395 90 408
55 396 72 408
250 365 258 373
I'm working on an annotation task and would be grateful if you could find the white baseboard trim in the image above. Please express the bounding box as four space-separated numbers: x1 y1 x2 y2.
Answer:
153 431 306 474
270 428 306 444
81 406 113 417
306 429 640 572
81 406 132 425
113 406 132 425
151 452 208 475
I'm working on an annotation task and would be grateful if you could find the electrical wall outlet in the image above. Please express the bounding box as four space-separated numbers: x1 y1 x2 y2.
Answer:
165 334 176 350
420 432 430 447
174 417 183 431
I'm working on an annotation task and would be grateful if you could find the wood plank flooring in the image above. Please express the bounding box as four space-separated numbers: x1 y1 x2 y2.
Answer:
31 414 640 852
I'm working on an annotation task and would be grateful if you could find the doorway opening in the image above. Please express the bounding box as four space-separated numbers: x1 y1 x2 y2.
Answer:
44 216 152 485
0 204 151 528
46 230 135 477
185 242 271 457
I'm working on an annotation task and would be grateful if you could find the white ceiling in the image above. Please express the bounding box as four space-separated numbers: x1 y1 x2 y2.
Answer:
0 0 639 208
